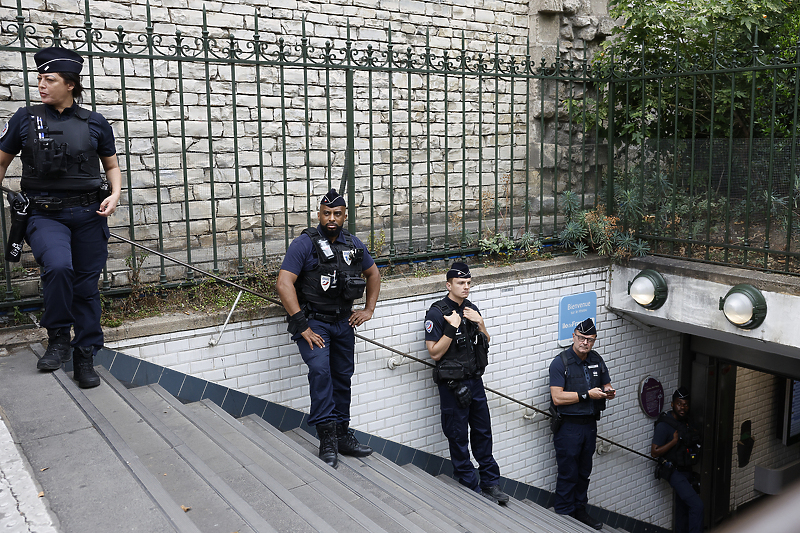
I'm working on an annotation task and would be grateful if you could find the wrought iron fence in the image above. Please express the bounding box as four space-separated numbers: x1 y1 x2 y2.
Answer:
0 0 798 310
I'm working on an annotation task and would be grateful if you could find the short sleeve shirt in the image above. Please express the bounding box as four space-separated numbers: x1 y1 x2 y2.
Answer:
424 296 480 343
549 347 610 389
0 103 116 157
280 225 375 276
653 411 681 446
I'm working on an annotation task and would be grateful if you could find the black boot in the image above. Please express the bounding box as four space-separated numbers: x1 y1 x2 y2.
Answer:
37 330 72 371
72 346 101 389
316 421 339 468
337 422 372 457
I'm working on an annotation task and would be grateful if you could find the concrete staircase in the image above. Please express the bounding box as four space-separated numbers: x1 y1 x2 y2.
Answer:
0 345 628 533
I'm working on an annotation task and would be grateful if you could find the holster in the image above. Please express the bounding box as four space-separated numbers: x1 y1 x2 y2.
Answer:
549 403 564 434
4 191 30 262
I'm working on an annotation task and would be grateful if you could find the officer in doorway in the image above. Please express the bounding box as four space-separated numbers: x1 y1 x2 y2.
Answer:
424 262 509 505
549 318 615 530
276 188 381 468
0 47 122 388
651 387 703 533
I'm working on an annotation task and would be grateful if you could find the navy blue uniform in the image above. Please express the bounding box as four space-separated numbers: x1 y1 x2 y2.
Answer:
424 297 500 492
281 225 375 427
653 412 704 533
549 347 610 515
0 103 115 352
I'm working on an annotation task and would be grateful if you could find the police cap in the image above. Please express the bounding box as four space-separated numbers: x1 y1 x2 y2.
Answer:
575 318 596 336
446 262 471 280
320 188 346 208
34 47 84 75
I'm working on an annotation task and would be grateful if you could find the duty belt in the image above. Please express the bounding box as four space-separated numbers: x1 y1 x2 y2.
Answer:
562 415 596 425
29 190 101 211
306 308 351 324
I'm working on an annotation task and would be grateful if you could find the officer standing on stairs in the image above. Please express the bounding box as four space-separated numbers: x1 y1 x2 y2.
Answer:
424 262 510 505
549 318 615 530
276 188 381 468
0 47 121 388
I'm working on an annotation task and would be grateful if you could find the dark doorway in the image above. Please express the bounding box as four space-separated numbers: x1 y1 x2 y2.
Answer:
690 353 737 528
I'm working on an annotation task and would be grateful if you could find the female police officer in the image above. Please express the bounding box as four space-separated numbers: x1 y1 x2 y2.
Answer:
0 47 121 388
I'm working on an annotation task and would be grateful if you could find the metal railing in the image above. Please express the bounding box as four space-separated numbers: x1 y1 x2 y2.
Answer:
0 0 799 309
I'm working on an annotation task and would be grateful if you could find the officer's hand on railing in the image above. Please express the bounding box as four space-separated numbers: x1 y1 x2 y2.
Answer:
301 327 325 349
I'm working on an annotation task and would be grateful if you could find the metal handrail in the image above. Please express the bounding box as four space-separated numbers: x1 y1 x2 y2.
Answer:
108 230 657 464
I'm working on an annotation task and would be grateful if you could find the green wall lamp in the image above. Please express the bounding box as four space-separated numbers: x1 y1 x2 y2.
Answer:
719 284 767 329
628 269 668 310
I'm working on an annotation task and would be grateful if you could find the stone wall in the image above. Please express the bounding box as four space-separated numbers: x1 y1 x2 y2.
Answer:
0 0 617 290
106 256 684 528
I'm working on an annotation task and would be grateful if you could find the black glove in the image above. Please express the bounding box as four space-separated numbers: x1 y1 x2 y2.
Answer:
287 310 309 336
448 380 472 409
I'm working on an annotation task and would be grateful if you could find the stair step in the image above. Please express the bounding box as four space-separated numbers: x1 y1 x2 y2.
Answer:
97 368 270 533
287 427 452 533
434 473 555 533
238 414 391 533
0 345 184 532
357 449 508 533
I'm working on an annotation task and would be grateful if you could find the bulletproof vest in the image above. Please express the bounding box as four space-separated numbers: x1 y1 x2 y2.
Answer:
555 349 607 417
295 227 365 315
656 411 701 468
20 104 101 192
433 298 484 380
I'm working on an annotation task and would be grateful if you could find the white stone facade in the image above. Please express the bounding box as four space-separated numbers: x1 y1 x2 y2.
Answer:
107 260 684 528
0 0 616 290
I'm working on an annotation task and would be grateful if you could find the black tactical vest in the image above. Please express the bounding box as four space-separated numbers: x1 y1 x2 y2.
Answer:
555 349 607 417
295 227 365 316
432 298 487 381
655 411 701 469
20 104 101 192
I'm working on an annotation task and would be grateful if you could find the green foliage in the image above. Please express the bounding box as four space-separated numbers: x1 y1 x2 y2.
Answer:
585 0 800 140
478 232 545 261
559 191 650 262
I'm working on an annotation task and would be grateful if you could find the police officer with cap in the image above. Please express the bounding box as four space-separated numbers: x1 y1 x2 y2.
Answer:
651 388 704 533
276 188 381 468
549 318 615 529
424 262 509 505
0 47 121 387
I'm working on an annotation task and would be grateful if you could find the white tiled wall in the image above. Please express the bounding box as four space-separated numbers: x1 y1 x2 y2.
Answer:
731 368 800 510
108 264 683 527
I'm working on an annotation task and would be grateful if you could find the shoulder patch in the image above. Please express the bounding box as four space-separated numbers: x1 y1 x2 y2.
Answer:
0 122 7 140
425 320 434 333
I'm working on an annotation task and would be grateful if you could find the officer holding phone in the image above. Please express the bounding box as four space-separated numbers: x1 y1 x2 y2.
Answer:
549 318 615 530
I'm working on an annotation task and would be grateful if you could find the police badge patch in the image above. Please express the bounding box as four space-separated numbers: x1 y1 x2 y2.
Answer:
425 320 434 333
320 275 331 291
342 250 352 266
0 122 7 140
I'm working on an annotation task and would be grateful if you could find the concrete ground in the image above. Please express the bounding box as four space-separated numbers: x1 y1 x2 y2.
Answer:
0 340 59 533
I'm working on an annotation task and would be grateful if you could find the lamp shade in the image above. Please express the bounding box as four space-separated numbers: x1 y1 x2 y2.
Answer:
719 284 766 329
628 269 668 310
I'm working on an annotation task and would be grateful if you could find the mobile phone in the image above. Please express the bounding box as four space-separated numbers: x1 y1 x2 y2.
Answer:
603 388 615 395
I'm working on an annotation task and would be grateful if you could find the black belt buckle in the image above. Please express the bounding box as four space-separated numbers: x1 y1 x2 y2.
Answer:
34 196 63 211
